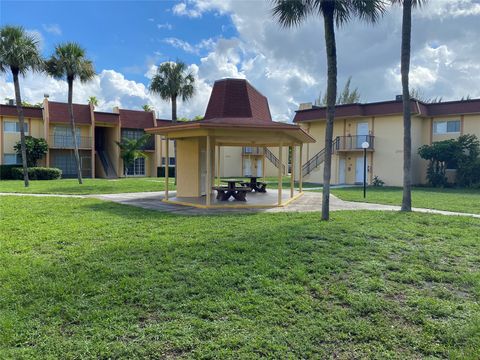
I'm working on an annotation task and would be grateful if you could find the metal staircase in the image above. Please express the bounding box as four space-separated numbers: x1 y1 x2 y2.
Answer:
97 150 116 178
302 137 340 177
264 148 286 173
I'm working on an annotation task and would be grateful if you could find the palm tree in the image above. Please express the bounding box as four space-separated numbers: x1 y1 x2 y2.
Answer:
46 43 95 184
115 134 152 176
0 25 43 187
392 0 425 211
88 96 98 107
142 104 154 112
272 0 386 220
149 61 195 183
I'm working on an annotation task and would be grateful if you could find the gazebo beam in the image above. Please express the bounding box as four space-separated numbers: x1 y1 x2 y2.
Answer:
299 144 303 192
165 135 169 201
206 135 212 206
278 142 283 206
291 145 295 198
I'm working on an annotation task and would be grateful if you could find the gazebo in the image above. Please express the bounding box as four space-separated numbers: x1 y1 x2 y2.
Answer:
146 78 315 208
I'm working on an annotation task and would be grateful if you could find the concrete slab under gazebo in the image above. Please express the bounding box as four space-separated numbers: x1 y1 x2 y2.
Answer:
146 78 315 209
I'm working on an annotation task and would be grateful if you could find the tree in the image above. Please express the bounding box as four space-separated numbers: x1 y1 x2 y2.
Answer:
88 96 98 107
149 61 195 122
315 76 361 106
0 25 44 187
14 136 48 167
272 0 386 220
46 43 95 184
115 134 152 176
142 104 153 112
391 0 425 211
149 60 195 183
418 134 480 187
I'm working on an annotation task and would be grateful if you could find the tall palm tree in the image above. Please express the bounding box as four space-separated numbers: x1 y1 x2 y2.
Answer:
88 96 98 107
392 0 425 211
142 104 153 112
149 61 195 183
0 25 43 187
149 61 195 122
272 0 386 220
46 43 95 184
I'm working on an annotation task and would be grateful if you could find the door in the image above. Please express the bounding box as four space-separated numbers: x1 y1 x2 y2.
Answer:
355 156 368 183
356 122 369 148
256 159 263 177
244 158 252 176
200 148 206 195
338 158 346 184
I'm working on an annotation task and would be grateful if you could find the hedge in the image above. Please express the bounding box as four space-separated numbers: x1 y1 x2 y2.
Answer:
157 166 176 178
11 167 62 180
0 165 21 180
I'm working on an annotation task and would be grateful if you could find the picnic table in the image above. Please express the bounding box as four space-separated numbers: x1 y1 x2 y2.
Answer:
242 176 267 193
212 179 251 201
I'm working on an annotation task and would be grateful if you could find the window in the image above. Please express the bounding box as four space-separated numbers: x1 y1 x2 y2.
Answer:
53 126 80 147
52 153 77 175
121 129 144 141
4 153 21 165
126 157 145 176
433 120 460 134
3 120 28 134
161 157 176 166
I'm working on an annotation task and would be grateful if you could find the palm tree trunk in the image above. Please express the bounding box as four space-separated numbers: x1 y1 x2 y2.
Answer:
321 10 337 221
401 0 412 211
12 69 29 187
67 77 83 184
172 95 177 185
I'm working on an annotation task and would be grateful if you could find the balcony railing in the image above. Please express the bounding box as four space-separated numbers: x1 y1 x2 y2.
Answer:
335 135 375 151
242 147 264 155
49 135 92 149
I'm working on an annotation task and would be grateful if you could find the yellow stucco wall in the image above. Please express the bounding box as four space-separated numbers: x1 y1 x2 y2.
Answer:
176 138 201 197
1 117 44 164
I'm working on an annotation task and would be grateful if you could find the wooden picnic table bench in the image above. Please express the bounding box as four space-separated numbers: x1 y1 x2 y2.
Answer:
242 176 267 193
213 179 252 201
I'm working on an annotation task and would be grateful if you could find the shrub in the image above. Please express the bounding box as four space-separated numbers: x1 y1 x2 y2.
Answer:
13 136 48 167
11 167 62 180
372 176 385 187
0 165 21 180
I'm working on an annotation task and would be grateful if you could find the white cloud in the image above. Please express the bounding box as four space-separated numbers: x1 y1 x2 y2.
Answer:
157 22 173 30
172 2 202 18
164 37 215 55
42 24 62 35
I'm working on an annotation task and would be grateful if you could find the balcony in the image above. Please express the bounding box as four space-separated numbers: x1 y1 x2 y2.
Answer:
242 146 264 155
335 135 375 152
49 135 92 149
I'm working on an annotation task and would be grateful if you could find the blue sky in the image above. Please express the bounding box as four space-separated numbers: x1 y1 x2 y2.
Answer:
1 1 236 83
1 0 479 121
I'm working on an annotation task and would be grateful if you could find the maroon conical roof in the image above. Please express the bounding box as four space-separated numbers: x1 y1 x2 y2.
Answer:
203 78 272 124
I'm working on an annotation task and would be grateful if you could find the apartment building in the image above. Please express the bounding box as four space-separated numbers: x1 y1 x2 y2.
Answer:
0 98 174 178
294 97 480 186
0 98 287 179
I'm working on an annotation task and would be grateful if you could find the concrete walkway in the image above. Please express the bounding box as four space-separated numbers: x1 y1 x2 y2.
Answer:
2 190 479 218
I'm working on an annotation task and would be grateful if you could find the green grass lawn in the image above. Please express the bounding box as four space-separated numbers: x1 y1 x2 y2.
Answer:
0 177 175 195
1 196 479 358
332 186 480 215
0 176 316 195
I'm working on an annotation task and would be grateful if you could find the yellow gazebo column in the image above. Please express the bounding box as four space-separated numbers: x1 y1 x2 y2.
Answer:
165 135 169 200
278 142 283 205
206 135 212 206
299 144 303 193
262 147 266 182
290 145 296 198
216 145 221 186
